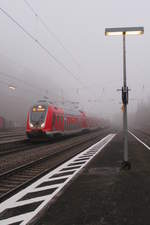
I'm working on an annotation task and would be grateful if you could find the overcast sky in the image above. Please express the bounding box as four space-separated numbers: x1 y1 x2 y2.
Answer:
0 0 149 122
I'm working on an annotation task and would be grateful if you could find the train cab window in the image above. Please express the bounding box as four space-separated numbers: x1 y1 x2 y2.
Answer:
30 106 47 123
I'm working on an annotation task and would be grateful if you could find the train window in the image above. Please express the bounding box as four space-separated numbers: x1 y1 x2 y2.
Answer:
66 120 68 130
67 117 70 130
66 118 68 130
57 115 59 124
64 117 67 130
52 113 56 128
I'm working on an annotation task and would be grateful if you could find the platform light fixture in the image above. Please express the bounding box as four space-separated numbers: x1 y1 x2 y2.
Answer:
105 26 144 169
8 85 16 91
105 27 144 36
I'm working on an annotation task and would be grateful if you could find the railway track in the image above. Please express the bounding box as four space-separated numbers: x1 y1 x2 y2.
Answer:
0 130 108 203
0 137 68 157
0 139 50 156
131 128 150 142
0 132 83 156
0 129 106 157
0 128 25 143
0 139 30 155
0 128 24 135
134 128 150 136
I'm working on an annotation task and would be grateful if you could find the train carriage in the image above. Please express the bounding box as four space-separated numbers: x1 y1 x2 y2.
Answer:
26 100 91 139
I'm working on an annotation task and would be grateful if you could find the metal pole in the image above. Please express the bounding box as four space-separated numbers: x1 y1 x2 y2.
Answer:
123 33 129 164
123 34 127 87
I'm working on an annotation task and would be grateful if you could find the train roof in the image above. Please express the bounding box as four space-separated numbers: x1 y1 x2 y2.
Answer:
34 100 84 116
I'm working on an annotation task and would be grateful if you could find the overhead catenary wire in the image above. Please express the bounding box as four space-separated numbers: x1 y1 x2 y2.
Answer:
0 51 58 97
0 6 83 86
0 79 45 104
0 71 44 91
23 0 81 69
0 76 54 98
0 5 99 101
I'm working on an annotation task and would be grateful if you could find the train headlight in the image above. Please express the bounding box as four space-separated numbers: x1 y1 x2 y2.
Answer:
29 122 34 128
41 123 45 128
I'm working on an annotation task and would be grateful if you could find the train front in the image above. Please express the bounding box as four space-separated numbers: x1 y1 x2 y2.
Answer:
26 104 48 138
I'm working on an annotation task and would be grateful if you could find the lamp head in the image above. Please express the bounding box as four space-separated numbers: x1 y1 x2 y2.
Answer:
105 27 144 36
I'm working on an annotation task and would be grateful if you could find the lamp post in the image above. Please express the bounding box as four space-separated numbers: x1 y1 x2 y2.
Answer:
105 27 144 169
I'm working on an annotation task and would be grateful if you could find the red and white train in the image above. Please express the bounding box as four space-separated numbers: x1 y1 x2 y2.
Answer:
26 100 101 139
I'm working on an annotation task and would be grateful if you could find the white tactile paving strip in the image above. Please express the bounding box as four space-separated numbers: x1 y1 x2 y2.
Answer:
0 133 116 225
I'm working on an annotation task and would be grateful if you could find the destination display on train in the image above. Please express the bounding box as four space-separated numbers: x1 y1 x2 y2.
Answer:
32 106 45 112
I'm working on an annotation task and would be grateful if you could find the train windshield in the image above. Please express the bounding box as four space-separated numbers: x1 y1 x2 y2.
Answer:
30 105 47 123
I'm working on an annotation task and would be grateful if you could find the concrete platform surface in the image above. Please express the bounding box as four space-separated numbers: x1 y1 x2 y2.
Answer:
37 132 150 225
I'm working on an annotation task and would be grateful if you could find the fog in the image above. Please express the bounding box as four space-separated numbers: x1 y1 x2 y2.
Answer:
0 0 149 127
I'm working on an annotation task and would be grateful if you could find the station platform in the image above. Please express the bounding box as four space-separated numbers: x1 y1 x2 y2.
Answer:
37 132 150 225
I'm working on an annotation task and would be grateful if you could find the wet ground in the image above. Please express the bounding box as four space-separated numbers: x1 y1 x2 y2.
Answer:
37 132 150 225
